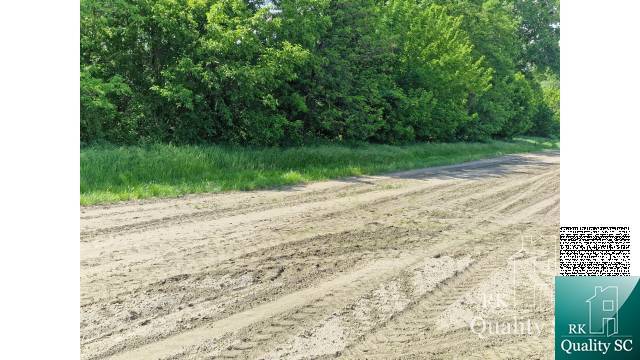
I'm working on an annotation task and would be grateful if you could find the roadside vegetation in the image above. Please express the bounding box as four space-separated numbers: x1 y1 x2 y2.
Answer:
80 0 559 204
81 138 558 205
81 0 559 146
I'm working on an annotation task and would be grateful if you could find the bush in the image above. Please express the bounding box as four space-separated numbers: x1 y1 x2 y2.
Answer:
80 70 133 144
80 0 559 146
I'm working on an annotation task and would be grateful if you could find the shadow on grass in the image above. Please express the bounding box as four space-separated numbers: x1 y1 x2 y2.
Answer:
80 139 559 205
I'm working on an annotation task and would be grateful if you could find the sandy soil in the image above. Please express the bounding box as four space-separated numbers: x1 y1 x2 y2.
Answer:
81 151 559 360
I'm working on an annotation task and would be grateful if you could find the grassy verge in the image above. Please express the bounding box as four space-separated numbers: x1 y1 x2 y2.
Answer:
80 137 558 205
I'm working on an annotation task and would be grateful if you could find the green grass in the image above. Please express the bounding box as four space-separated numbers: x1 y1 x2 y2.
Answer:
80 137 559 205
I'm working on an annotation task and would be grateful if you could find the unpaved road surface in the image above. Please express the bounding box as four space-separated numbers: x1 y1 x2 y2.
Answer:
81 151 559 360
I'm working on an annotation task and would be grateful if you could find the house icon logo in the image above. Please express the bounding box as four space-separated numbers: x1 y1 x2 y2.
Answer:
586 286 619 337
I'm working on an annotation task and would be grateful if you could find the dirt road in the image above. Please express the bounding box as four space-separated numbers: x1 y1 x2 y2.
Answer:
81 151 559 360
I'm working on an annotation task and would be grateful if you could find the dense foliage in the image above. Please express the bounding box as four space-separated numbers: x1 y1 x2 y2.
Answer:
81 0 559 146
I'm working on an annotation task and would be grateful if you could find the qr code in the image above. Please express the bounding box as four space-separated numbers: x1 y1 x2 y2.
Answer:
560 226 630 276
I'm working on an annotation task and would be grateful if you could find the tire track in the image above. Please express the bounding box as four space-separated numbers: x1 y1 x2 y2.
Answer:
341 236 522 359
79 151 560 360
81 153 555 238
80 170 552 301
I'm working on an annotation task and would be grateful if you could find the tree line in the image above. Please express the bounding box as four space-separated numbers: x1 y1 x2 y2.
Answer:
81 0 560 146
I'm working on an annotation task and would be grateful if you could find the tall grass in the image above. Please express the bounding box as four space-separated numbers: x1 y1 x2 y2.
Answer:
80 138 558 205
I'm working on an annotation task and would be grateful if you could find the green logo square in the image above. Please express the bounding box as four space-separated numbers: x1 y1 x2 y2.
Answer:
555 276 639 359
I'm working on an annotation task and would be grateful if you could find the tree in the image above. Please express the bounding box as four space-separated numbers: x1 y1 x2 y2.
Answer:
80 0 559 145
514 0 560 73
